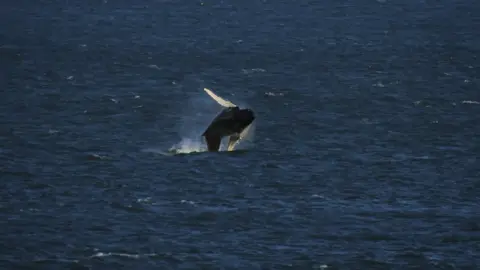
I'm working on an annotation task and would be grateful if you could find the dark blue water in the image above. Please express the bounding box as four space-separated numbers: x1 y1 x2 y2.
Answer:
1 0 479 269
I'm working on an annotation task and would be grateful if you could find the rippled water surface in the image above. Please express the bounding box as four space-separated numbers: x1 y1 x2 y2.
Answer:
1 0 479 269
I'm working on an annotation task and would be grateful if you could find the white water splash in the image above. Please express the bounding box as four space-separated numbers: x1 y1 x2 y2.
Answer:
168 137 207 154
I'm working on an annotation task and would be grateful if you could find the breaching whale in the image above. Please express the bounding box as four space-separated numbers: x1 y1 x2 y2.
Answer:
202 88 255 152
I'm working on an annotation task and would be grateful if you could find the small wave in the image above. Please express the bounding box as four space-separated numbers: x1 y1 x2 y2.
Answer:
147 64 161 70
264 92 284 97
372 81 385 87
462 100 479 105
181 199 197 206
90 252 157 259
86 153 109 160
242 68 266 74
136 197 151 203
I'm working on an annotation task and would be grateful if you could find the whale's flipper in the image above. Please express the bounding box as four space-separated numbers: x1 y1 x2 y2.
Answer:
227 134 240 151
227 123 253 151
239 123 252 140
204 88 237 108
205 134 222 152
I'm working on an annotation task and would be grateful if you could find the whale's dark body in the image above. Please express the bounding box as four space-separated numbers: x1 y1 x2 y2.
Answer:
202 106 255 152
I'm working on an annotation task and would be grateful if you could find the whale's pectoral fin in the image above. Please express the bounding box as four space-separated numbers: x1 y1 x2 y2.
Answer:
205 134 222 152
239 123 252 140
227 134 240 151
204 88 237 108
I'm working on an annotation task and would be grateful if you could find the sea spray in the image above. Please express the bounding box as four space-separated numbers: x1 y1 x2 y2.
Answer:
168 137 207 154
168 87 219 154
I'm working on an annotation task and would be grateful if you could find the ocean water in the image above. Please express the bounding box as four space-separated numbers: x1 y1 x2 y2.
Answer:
1 0 479 269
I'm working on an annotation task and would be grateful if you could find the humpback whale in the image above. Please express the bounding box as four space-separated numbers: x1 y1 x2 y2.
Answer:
202 88 255 152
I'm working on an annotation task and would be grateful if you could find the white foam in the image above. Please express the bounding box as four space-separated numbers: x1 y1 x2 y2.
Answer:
180 199 197 205
136 197 151 203
462 100 479 104
147 64 161 70
264 92 284 96
241 68 266 74
90 252 157 259
168 137 208 154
